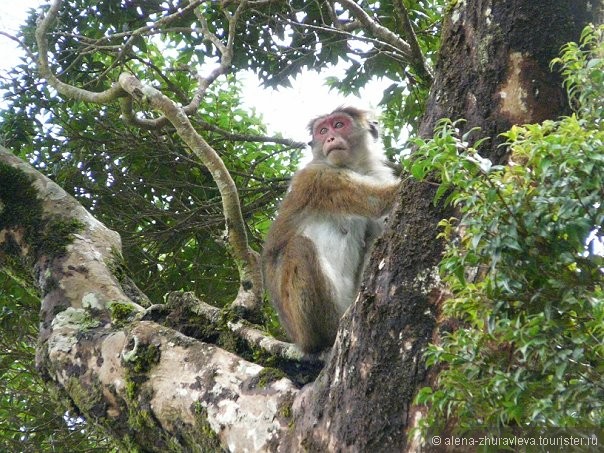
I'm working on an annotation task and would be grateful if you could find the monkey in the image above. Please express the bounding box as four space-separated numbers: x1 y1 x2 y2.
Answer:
262 107 400 353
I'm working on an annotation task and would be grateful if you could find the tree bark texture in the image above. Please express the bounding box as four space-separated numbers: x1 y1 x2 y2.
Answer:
0 147 298 451
421 0 596 163
292 1 600 451
0 1 601 451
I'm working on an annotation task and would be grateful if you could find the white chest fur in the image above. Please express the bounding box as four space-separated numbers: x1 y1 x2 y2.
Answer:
301 215 368 315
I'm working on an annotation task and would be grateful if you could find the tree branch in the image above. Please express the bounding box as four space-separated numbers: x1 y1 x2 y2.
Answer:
196 120 306 148
337 0 413 58
34 0 264 313
186 0 246 114
122 0 248 129
0 31 37 64
0 146 300 451
35 0 126 103
118 73 263 312
161 292 323 364
393 0 434 84
323 0 433 86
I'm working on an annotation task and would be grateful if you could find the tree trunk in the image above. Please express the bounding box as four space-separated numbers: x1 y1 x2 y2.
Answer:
291 1 599 451
0 1 600 451
420 0 595 163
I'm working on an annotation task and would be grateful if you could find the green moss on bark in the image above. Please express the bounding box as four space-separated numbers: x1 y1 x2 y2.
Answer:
108 301 138 327
0 162 83 262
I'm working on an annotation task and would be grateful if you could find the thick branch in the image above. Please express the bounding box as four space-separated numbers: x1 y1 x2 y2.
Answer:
163 292 322 364
0 146 298 451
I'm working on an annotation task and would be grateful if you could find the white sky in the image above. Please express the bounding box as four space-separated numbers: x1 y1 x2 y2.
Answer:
0 1 389 142
0 0 42 33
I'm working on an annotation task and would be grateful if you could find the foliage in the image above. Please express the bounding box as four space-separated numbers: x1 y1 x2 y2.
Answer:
0 0 445 304
412 25 604 430
2 22 299 305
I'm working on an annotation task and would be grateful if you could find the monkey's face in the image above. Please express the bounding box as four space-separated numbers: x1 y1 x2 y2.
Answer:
311 113 359 166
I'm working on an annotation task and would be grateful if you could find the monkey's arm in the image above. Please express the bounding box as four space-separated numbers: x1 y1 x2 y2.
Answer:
290 165 400 218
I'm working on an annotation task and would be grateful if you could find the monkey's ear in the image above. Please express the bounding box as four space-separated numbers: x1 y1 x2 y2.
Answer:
369 121 379 140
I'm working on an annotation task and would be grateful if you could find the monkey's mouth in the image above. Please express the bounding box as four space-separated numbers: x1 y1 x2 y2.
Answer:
325 147 346 156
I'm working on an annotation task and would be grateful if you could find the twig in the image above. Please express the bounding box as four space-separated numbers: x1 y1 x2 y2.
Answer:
338 0 413 58
0 31 37 63
393 0 434 84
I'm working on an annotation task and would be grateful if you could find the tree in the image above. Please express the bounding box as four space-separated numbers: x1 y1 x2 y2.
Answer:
1 0 602 451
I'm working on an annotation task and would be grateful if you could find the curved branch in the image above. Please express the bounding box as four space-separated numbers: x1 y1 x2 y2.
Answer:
124 0 249 130
186 0 244 113
35 0 126 103
118 73 263 312
35 0 227 125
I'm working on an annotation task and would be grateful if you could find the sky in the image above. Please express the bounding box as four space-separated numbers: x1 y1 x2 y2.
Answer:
0 1 389 142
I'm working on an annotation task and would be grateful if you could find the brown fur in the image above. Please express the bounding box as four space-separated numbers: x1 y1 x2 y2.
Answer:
263 108 399 353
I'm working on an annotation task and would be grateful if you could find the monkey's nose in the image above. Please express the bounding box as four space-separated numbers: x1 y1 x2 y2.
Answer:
326 136 335 143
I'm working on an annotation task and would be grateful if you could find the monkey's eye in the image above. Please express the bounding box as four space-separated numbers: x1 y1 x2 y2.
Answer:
334 121 344 129
319 127 328 135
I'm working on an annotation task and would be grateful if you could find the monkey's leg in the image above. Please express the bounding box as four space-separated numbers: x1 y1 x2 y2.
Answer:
279 236 340 353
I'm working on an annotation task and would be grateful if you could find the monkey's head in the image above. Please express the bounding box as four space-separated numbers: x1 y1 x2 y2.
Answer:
308 107 380 169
